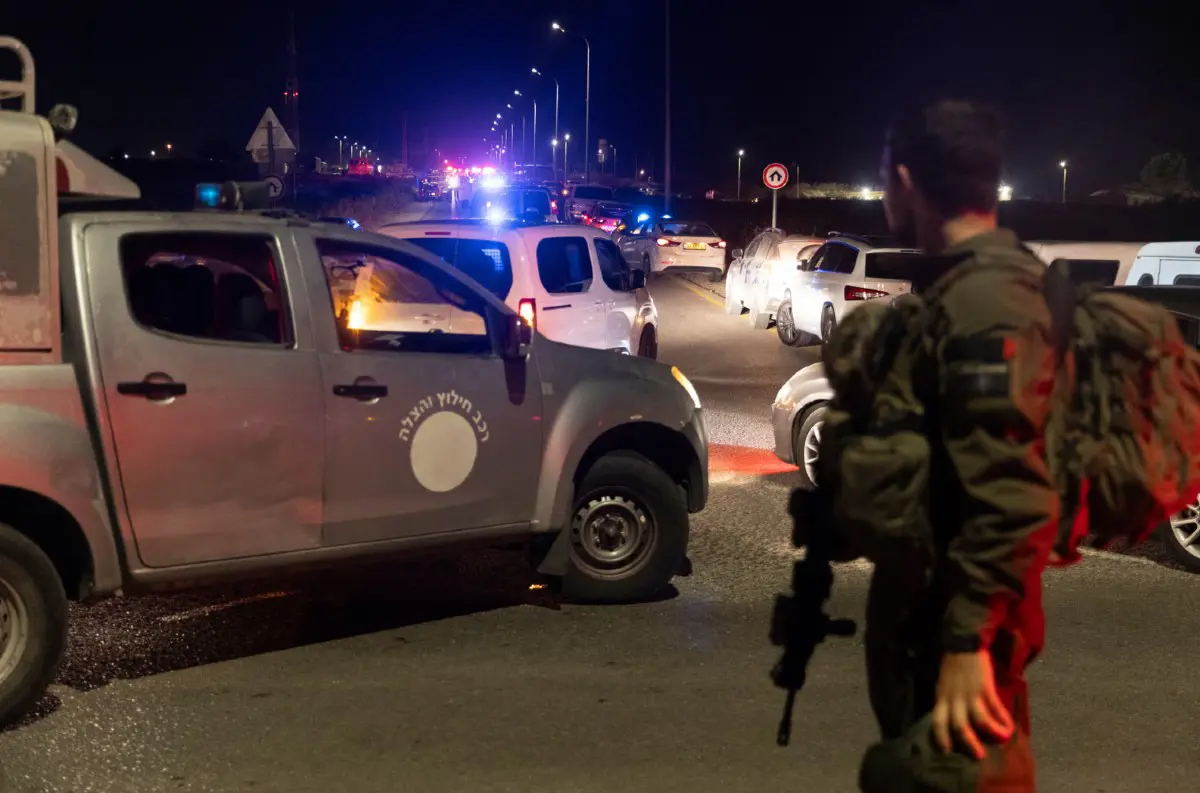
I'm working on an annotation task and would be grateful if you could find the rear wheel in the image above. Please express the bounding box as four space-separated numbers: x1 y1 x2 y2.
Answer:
0 523 68 727
708 268 723 283
792 403 828 489
563 452 689 603
1165 499 1200 573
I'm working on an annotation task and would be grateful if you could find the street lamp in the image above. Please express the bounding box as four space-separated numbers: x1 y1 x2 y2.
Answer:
165 143 173 157
532 67 558 159
563 132 571 180
334 135 346 167
551 138 559 182
737 149 745 200
515 90 535 173
552 21 591 183
1059 160 1068 203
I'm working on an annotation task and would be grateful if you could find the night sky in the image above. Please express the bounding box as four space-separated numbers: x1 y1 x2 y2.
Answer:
8 1 1199 199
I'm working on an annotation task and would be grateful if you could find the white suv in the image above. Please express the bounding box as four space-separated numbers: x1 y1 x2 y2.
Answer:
380 220 659 358
785 234 923 347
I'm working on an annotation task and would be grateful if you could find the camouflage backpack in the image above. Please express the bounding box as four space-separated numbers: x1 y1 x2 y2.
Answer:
815 253 1200 565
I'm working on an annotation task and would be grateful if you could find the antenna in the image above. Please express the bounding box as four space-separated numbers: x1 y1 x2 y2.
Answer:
284 10 300 155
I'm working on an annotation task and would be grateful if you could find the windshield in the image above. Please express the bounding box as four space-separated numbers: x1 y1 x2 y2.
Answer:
660 222 717 238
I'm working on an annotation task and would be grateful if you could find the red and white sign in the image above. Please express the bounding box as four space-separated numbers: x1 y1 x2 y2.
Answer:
763 163 789 190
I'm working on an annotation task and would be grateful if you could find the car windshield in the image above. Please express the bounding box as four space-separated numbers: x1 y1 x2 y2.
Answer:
660 222 717 238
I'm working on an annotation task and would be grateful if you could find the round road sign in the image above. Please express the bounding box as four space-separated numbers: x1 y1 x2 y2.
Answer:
264 174 285 199
763 163 789 190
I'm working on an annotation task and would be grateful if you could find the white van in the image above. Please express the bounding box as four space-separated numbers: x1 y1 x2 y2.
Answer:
1123 242 1200 287
1024 241 1145 287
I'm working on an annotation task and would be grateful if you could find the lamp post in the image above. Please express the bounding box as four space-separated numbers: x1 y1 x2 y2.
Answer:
514 91 532 172
737 149 745 200
552 22 591 183
563 132 571 180
551 138 559 182
334 136 345 168
1059 160 1068 203
532 67 558 158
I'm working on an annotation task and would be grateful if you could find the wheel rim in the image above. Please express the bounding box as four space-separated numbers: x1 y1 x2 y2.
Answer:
0 576 29 682
571 493 657 579
778 303 797 342
1168 499 1200 561
802 420 824 484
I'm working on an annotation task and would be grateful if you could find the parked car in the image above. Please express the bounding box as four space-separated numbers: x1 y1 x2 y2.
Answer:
770 282 1200 572
1025 241 1144 286
724 230 824 333
617 218 727 281
0 64 707 724
566 184 615 222
381 220 659 358
782 234 924 346
1124 241 1200 287
584 201 633 233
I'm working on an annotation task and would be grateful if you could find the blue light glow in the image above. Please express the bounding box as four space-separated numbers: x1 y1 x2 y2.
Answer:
346 218 362 230
636 212 650 222
195 183 221 208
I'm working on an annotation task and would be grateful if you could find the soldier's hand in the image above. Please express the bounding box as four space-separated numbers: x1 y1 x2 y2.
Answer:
931 650 1014 760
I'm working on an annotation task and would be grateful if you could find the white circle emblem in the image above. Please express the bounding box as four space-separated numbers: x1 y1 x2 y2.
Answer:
409 411 478 492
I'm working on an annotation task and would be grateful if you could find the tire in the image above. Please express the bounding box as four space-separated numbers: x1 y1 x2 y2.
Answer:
563 451 689 603
708 268 723 283
776 299 804 346
641 255 652 282
792 403 828 490
1163 500 1200 573
0 523 68 727
820 305 837 348
637 325 659 360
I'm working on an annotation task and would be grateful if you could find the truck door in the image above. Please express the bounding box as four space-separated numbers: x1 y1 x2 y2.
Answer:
531 235 607 350
306 234 544 546
85 228 324 567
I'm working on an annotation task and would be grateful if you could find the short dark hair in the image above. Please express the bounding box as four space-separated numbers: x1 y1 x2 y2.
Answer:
886 100 1003 216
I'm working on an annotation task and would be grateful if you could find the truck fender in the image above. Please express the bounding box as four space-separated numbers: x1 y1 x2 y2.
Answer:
0 397 123 596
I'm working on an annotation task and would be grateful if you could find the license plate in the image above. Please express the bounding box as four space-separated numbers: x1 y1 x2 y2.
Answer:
683 242 705 250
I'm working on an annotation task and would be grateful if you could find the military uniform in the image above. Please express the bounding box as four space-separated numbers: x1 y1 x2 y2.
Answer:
861 229 1059 792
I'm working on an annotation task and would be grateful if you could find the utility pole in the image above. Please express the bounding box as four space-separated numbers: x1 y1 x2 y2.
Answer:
402 114 408 167
664 0 672 213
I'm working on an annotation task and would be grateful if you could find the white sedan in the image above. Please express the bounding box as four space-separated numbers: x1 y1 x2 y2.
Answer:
725 231 824 330
618 219 727 281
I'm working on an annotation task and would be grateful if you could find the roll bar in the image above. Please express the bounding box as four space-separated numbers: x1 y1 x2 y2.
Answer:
0 36 35 113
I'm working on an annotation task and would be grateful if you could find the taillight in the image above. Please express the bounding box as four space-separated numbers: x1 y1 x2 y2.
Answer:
551 199 558 212
518 298 537 329
712 240 727 248
581 215 591 223
656 238 679 247
844 285 889 301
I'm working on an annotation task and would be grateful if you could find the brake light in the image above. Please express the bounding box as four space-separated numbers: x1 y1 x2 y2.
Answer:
712 240 727 248
518 298 537 329
581 215 590 223
656 238 679 247
844 286 889 301
551 199 558 212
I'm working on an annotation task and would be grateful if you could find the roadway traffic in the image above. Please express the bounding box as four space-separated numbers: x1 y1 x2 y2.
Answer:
0 269 1193 793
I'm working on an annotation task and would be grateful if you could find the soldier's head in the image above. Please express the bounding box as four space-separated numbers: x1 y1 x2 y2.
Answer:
882 100 1003 251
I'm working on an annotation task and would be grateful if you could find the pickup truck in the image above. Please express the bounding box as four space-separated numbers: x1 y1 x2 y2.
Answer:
0 39 708 726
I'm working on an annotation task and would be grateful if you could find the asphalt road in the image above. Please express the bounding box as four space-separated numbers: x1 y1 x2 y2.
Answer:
1 258 1196 792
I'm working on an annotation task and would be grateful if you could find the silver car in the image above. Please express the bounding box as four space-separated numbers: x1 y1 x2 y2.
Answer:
770 362 832 488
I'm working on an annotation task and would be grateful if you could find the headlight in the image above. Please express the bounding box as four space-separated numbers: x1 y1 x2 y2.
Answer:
671 366 701 410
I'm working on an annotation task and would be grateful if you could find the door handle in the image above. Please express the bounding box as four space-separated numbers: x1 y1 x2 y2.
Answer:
543 303 572 311
333 383 388 400
117 380 187 400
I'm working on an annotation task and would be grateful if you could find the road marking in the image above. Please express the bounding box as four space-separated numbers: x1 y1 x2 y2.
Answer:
670 276 726 309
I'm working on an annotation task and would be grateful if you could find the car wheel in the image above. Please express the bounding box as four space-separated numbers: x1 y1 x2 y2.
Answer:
792 403 828 490
641 255 652 281
776 299 803 346
820 305 837 347
708 268 723 283
563 451 688 603
0 523 68 727
1164 499 1200 573
637 325 659 360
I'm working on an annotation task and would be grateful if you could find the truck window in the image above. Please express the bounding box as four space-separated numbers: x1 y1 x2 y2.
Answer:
119 233 291 345
317 239 492 356
593 238 633 291
537 237 593 294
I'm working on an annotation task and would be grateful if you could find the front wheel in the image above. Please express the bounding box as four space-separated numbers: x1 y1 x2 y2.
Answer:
820 305 837 348
563 452 689 603
0 523 68 727
792 403 828 489
1164 500 1200 573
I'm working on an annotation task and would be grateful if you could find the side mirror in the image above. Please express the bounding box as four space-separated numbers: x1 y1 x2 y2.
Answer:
498 311 533 360
628 268 646 290
732 248 744 260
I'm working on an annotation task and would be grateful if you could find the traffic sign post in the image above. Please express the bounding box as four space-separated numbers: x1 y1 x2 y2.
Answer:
763 163 789 229
264 174 285 201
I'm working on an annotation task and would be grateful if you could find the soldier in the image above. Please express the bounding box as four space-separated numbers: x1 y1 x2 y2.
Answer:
861 100 1058 790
